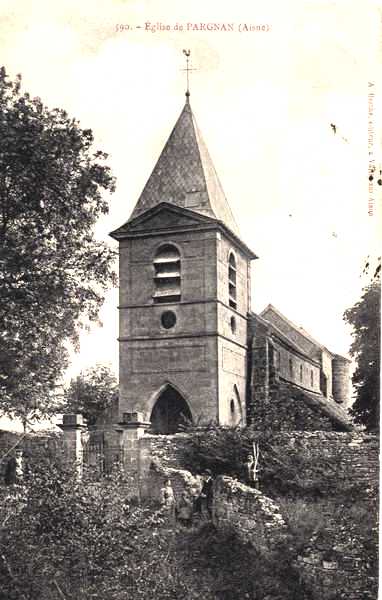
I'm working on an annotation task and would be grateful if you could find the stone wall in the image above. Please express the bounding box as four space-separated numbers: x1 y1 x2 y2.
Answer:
211 473 378 600
212 475 287 551
274 339 320 392
139 433 201 502
273 431 379 498
4 425 377 506
104 426 378 506
248 317 269 423
249 316 326 429
273 432 379 600
110 425 200 502
134 430 378 600
140 433 190 471
296 521 378 600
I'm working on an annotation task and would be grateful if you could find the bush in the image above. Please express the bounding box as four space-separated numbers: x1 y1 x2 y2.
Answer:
174 523 311 600
0 453 188 600
181 424 256 478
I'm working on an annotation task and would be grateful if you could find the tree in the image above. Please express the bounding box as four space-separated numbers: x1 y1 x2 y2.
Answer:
64 364 118 426
344 266 381 431
0 67 116 424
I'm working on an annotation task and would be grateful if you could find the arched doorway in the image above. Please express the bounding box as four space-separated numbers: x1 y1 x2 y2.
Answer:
150 385 192 434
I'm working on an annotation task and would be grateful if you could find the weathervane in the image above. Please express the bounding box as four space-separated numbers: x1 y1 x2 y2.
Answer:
182 49 196 99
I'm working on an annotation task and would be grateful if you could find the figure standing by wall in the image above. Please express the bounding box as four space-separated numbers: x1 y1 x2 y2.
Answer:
244 453 255 486
195 470 213 518
176 490 193 527
4 448 23 486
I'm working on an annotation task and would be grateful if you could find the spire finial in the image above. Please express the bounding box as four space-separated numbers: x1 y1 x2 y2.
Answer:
182 49 195 100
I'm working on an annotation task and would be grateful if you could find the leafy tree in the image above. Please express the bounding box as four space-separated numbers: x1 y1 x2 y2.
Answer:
344 268 381 431
0 67 116 424
64 364 118 426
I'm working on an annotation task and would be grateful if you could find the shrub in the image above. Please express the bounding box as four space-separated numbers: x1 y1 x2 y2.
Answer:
174 523 311 600
0 453 188 600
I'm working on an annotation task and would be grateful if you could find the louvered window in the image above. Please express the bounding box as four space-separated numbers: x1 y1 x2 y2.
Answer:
228 252 237 309
153 244 181 303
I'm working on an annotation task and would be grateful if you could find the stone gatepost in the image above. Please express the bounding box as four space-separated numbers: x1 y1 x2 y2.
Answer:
115 412 151 499
58 414 87 478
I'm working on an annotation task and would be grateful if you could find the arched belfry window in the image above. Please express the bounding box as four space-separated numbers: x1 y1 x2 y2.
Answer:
153 244 181 304
228 252 237 310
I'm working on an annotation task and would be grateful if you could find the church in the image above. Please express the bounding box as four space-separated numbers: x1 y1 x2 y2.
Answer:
110 93 352 434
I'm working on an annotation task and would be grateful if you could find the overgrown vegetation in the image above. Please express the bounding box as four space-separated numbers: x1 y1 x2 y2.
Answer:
0 455 310 600
181 425 368 499
0 427 378 600
181 426 378 598
0 453 186 600
175 523 311 600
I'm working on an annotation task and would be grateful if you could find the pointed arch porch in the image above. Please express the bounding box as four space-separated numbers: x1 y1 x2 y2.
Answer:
149 382 193 434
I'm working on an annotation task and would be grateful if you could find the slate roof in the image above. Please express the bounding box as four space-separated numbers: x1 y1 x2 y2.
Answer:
251 312 321 365
127 99 239 235
260 304 350 362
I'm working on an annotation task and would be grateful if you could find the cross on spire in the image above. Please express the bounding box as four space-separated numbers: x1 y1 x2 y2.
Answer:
182 49 197 100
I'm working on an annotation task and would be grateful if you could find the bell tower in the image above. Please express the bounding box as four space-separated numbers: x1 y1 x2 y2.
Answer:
110 96 257 432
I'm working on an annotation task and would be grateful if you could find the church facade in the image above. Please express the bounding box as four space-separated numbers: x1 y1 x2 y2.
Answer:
111 98 351 434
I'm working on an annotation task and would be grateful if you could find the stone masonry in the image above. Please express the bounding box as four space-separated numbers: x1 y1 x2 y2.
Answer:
212 475 287 552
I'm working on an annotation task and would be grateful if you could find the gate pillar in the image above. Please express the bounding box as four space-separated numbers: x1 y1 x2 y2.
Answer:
115 412 151 499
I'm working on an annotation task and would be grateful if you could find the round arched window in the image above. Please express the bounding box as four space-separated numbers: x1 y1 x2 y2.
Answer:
230 399 235 414
153 244 181 304
161 310 177 329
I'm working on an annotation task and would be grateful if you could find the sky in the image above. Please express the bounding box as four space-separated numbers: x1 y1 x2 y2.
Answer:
1 0 381 388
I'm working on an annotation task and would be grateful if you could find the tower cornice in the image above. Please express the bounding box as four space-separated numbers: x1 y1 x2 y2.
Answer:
110 202 258 260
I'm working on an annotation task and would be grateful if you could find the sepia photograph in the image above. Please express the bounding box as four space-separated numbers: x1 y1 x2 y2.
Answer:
0 1 380 598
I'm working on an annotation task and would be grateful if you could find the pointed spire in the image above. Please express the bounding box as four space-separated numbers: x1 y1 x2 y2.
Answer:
127 100 239 235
